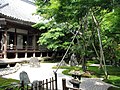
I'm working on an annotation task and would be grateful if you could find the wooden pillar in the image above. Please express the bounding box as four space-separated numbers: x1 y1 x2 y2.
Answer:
15 28 18 58
0 18 7 58
3 29 7 59
33 35 36 50
25 52 27 58
33 52 35 57
14 28 17 50
33 35 36 57
40 53 42 57
47 53 49 57
15 53 18 58
27 31 29 51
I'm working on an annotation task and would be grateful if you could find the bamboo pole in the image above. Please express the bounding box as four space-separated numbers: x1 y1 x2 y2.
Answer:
91 12 108 79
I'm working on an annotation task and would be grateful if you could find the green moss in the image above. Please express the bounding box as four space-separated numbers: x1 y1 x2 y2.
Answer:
60 65 120 87
62 69 72 76
87 66 120 87
104 75 120 87
0 77 19 90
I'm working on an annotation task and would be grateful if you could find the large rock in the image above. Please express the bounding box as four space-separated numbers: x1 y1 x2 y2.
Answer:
19 71 30 85
69 53 78 66
29 57 40 68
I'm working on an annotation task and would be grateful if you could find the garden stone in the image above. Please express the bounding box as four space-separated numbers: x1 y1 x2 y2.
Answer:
69 53 78 66
29 57 40 68
19 71 30 85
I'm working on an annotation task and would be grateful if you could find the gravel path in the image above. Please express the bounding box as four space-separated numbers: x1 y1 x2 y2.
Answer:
2 63 114 90
80 78 113 90
3 63 72 90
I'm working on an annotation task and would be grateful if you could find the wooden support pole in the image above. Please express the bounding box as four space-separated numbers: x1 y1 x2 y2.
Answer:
92 13 103 67
91 11 108 78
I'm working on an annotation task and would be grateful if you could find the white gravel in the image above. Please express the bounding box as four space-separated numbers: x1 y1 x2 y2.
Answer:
2 63 72 90
2 63 115 90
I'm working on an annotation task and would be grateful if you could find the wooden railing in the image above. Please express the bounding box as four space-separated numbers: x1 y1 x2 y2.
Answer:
7 45 37 50
7 45 16 50
7 45 48 51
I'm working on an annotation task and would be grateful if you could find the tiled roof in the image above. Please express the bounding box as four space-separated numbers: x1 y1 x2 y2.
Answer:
0 0 42 23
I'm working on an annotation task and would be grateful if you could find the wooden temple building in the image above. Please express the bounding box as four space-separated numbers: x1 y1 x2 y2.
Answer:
0 0 54 59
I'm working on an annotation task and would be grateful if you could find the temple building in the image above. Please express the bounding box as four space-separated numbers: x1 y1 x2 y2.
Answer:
0 0 52 59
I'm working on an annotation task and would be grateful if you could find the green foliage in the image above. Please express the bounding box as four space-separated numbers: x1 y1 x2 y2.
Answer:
0 77 19 90
37 24 72 51
35 0 120 67
101 7 120 61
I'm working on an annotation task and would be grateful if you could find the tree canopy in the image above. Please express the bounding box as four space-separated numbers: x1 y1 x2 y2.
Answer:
34 0 120 68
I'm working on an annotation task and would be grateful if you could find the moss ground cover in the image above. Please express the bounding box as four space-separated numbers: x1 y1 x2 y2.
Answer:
0 77 19 90
54 65 120 87
88 66 120 87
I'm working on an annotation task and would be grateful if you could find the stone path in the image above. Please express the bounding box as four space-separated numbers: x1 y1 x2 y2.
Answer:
2 63 117 90
80 78 113 90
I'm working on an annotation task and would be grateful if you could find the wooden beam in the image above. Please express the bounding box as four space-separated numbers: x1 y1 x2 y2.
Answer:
0 18 6 25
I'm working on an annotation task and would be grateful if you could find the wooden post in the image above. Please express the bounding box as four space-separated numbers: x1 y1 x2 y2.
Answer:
62 78 66 90
39 81 42 90
42 80 44 90
50 78 51 90
3 29 7 59
52 77 54 90
54 72 58 90
35 82 37 90
31 84 33 90
46 79 48 90
21 81 24 90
